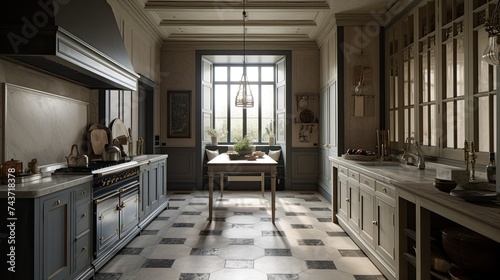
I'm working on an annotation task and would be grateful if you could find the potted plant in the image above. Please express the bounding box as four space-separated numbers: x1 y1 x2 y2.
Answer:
233 135 254 155
207 128 226 145
265 121 276 146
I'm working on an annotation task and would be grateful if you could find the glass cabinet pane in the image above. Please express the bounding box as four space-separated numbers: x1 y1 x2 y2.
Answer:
456 37 465 96
445 42 454 98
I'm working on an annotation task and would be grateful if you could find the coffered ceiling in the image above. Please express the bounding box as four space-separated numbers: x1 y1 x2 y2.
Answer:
130 0 401 42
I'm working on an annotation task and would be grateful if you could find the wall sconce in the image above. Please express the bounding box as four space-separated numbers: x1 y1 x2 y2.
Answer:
483 1 500 65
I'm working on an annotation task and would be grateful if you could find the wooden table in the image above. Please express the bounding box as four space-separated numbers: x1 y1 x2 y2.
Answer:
207 153 278 223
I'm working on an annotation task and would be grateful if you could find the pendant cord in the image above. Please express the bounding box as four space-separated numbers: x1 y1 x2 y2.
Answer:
243 0 247 76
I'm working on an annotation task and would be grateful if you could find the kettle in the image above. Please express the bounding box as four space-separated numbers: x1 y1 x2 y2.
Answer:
102 144 121 161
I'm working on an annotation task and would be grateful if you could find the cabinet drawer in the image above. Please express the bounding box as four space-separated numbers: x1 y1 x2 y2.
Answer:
359 174 375 190
75 204 91 235
375 182 395 200
338 166 348 177
348 169 360 182
74 184 91 203
75 232 91 272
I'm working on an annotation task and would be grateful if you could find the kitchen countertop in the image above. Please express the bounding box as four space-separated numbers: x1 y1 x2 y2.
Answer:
0 154 168 198
329 156 500 242
0 174 93 198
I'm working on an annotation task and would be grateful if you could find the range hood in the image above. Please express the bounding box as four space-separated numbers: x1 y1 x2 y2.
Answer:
0 0 138 90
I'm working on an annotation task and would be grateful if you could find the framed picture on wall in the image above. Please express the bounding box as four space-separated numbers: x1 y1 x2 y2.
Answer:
167 90 191 138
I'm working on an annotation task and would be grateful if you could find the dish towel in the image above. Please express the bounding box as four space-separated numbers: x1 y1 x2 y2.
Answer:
354 95 364 117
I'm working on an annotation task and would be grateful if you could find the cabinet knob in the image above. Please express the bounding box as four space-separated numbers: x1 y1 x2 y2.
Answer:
345 198 350 202
81 246 87 252
81 214 86 218
372 221 378 225
382 188 387 193
55 200 61 205
364 180 369 185
81 190 86 194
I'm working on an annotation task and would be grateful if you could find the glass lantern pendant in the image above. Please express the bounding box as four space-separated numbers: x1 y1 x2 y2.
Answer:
234 1 254 108
482 1 500 65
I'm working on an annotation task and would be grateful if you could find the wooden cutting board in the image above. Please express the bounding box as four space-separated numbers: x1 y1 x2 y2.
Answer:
90 129 109 155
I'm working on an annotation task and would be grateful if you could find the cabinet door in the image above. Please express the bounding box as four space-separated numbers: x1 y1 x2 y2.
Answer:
347 182 360 231
337 174 348 220
360 187 375 247
120 191 139 236
139 164 151 220
156 160 166 204
96 196 120 255
375 197 396 267
149 161 159 210
42 191 71 280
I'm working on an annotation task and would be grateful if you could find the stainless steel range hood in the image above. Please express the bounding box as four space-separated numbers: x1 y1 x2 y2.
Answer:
0 0 138 90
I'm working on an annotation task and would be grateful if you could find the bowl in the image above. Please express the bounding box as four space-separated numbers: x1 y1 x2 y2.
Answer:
434 179 457 193
441 227 500 273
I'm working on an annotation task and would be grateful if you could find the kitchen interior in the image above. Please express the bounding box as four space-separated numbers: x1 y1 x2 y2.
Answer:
0 0 499 280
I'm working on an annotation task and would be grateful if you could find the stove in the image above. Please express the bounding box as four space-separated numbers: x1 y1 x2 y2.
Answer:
53 159 142 268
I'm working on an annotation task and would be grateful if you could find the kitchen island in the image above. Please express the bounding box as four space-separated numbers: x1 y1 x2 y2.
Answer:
329 156 500 280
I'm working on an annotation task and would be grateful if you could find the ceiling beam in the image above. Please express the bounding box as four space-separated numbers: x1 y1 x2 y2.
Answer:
145 1 330 11
160 20 317 27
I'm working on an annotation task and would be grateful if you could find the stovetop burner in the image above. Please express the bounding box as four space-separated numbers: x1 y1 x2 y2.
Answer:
53 159 132 174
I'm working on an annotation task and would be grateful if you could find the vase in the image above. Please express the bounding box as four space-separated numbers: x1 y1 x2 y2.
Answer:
269 135 276 146
237 149 253 156
211 136 218 146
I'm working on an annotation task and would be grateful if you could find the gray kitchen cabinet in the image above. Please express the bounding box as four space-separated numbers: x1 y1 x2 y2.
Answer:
139 157 168 228
0 181 93 280
42 190 71 280
335 162 396 279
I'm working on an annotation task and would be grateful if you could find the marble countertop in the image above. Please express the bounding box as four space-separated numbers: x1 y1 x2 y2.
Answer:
0 154 168 199
0 174 93 198
329 156 438 184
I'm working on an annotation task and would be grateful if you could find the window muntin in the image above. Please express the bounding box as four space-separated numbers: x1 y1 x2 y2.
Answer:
213 64 275 143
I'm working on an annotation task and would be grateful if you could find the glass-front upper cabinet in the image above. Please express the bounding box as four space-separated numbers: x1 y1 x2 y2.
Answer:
385 0 497 162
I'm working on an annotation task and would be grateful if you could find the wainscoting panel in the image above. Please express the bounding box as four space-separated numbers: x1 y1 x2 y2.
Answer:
156 147 196 190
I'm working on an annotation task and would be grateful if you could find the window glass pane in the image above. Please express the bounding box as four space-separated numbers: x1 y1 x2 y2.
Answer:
478 96 489 152
456 99 464 148
390 110 395 141
430 104 436 146
477 30 489 93
456 38 465 96
247 66 259 82
446 102 455 148
423 106 429 145
231 67 243 82
410 59 415 105
404 108 410 140
430 48 436 101
214 66 227 82
261 67 274 82
404 61 409 106
410 107 415 136
422 52 428 103
446 42 454 98
494 95 497 153
246 84 259 119
394 66 399 106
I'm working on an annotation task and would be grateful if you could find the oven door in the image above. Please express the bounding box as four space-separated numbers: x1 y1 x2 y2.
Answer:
119 184 139 236
95 192 120 256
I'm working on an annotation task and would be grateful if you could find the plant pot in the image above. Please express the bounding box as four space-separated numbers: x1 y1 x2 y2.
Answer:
237 149 253 156
211 136 218 146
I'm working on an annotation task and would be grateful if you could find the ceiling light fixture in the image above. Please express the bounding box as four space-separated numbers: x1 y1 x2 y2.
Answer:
235 0 254 108
483 1 500 65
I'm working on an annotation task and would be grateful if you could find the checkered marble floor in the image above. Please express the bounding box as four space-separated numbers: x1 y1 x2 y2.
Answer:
95 191 386 280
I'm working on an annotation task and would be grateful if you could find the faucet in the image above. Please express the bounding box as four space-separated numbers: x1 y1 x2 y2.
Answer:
401 136 426 169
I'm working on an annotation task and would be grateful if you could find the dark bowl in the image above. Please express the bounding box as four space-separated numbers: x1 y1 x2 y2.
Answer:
441 227 500 273
433 182 457 193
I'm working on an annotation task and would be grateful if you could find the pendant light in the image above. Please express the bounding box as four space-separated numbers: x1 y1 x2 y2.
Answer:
483 1 500 65
235 0 254 108
354 48 369 96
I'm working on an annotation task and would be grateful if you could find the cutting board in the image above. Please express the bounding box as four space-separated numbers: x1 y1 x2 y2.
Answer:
90 129 109 155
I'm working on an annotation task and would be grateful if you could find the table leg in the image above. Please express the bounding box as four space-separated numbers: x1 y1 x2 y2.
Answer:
220 173 224 197
208 171 214 222
271 170 276 224
261 172 265 197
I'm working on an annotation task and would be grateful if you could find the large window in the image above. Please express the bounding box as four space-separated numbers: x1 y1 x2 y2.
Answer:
213 64 275 143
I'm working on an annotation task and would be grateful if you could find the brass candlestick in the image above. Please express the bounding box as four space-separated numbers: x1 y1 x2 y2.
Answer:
469 141 477 181
464 140 469 170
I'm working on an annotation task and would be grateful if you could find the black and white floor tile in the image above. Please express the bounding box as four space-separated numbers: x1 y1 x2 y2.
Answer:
95 191 386 280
